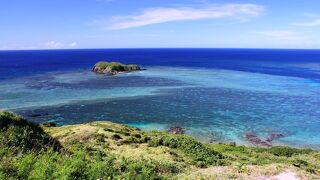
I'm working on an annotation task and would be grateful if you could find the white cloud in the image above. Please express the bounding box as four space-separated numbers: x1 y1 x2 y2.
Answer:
101 3 264 30
44 41 64 49
293 18 320 27
69 42 78 47
0 41 79 50
44 41 78 49
258 30 304 41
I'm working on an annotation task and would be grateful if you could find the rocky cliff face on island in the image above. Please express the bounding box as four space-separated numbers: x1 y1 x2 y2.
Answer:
92 61 143 75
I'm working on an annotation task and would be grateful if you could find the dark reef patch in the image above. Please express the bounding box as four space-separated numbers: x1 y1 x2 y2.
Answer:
13 86 320 149
24 74 186 90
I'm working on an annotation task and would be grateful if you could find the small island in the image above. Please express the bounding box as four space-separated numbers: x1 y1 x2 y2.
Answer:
92 61 143 75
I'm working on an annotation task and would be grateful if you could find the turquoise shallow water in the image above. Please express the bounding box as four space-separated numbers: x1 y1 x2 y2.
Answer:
1 66 319 149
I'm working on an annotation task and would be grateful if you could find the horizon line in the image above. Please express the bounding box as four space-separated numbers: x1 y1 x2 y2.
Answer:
1 47 320 51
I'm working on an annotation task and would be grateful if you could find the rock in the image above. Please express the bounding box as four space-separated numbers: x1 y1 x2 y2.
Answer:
245 132 271 147
28 113 49 118
208 131 219 144
209 139 217 144
266 133 285 142
42 122 56 127
92 61 143 75
168 126 184 134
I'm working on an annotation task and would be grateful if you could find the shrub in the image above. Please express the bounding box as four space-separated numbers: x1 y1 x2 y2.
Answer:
120 137 140 145
42 122 56 127
115 130 130 136
163 137 179 148
293 159 309 168
0 111 61 153
148 137 164 147
15 153 35 179
29 150 60 179
88 158 116 179
147 134 223 166
119 159 159 179
142 136 151 143
267 146 312 157
104 128 114 132
111 134 122 140
0 161 18 179
60 153 89 179
175 136 222 166
132 133 142 138
94 134 106 143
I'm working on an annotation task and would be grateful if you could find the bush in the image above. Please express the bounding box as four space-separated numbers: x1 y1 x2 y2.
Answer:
60 153 89 179
15 153 35 178
142 136 151 143
293 159 309 168
94 134 106 143
174 136 222 166
104 128 114 132
119 159 162 179
111 134 122 140
163 137 179 148
148 137 164 147
28 150 60 179
88 158 116 179
42 122 56 127
120 137 140 145
267 147 312 157
0 111 61 153
132 133 142 138
0 161 18 179
115 130 130 136
126 161 155 179
147 134 223 166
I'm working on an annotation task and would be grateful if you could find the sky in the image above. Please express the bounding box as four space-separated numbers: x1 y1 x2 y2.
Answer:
1 0 320 50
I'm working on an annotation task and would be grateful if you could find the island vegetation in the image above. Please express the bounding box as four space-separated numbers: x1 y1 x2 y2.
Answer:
92 61 143 75
0 111 319 179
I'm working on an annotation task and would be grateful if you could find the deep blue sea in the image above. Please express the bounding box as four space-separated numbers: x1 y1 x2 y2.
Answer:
1 49 320 149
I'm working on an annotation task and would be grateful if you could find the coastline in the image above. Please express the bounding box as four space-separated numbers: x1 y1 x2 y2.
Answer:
1 66 320 149
1 111 319 179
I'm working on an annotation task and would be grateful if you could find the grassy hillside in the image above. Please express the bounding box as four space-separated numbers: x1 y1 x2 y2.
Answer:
0 111 319 179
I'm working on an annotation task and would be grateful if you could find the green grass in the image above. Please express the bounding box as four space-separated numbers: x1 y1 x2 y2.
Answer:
0 111 61 153
94 61 140 72
145 132 223 167
1 111 319 179
210 144 320 174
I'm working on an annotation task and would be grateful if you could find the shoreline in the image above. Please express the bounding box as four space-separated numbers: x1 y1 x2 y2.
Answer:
1 66 320 151
1 111 319 179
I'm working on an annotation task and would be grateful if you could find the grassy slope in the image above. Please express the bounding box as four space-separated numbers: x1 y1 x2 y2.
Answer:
1 111 319 179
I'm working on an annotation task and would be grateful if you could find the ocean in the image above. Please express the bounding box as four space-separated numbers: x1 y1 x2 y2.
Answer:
0 48 320 149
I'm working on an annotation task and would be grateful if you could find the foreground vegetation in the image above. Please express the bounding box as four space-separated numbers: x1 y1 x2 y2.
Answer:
0 111 319 179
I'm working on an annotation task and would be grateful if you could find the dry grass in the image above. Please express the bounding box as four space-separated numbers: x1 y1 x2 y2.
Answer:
44 121 320 179
177 164 314 179
45 121 185 164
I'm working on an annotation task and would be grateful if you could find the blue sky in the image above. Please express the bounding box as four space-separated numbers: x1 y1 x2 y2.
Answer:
1 0 320 49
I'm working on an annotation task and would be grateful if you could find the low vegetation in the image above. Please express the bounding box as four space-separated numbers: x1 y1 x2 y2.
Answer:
93 61 141 75
0 111 319 179
0 111 60 154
